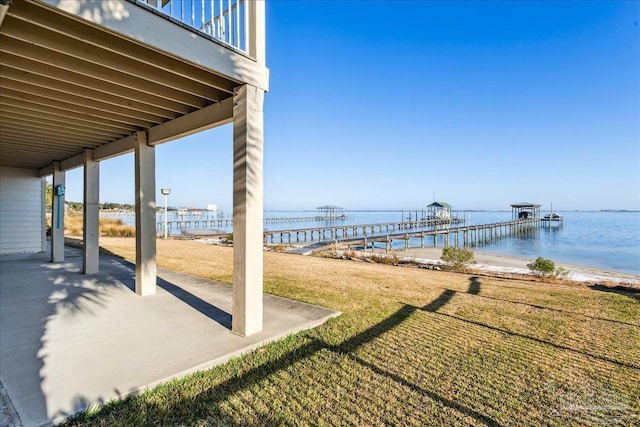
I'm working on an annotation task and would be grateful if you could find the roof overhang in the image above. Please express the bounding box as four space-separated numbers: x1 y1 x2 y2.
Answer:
0 0 267 174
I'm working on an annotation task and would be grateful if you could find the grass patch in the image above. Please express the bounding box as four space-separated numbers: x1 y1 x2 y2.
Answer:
62 238 640 426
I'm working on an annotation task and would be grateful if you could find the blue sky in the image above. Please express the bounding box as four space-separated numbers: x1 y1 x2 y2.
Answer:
63 1 640 211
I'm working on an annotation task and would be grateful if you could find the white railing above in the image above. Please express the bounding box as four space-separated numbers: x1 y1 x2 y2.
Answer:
138 0 249 54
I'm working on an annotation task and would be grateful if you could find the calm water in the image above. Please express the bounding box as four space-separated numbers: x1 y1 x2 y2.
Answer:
107 210 640 275
463 211 640 275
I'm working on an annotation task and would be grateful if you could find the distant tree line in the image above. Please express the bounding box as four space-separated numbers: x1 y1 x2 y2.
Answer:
101 202 135 211
64 201 175 212
67 201 84 212
46 183 176 212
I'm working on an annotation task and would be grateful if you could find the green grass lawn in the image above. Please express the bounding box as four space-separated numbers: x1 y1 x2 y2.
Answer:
63 239 640 426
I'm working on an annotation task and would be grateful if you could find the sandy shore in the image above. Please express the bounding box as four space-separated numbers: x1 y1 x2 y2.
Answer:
200 238 639 286
359 246 640 285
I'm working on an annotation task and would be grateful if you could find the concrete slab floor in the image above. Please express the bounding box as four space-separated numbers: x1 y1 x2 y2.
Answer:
0 247 339 426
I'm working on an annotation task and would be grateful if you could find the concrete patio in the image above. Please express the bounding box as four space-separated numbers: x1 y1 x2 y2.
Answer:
0 246 339 426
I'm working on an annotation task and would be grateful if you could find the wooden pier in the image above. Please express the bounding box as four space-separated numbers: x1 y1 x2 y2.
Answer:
158 208 548 251
157 214 350 232
265 218 541 249
262 218 465 244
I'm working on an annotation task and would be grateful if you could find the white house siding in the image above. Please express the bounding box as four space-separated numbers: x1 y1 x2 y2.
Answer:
0 167 45 254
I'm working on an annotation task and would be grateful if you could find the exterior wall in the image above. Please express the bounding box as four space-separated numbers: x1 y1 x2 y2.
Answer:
0 167 45 254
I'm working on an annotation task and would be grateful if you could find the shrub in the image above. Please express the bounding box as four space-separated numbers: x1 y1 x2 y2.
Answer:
343 250 357 259
527 257 569 278
441 247 475 271
101 222 135 237
369 253 400 265
555 266 569 278
527 257 555 275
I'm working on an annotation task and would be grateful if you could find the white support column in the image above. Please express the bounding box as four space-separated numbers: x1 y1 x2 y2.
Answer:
51 161 65 262
232 84 264 336
134 131 157 296
83 149 100 274
41 178 47 252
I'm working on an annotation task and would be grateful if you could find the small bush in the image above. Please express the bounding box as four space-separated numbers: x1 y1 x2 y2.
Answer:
343 250 357 259
527 257 556 276
555 266 569 278
102 226 135 237
441 247 475 271
527 257 569 278
369 253 400 265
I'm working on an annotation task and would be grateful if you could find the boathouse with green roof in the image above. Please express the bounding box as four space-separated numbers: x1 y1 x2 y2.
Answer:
427 202 452 220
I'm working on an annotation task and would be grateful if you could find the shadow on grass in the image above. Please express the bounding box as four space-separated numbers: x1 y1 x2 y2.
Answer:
423 289 456 312
589 283 640 304
65 304 501 426
350 354 500 426
420 289 640 370
468 276 481 295
460 280 639 328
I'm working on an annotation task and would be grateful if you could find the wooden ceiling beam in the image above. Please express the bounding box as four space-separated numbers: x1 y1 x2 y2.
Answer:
16 0 237 93
0 111 123 139
2 17 227 101
1 66 178 120
0 38 211 109
0 99 137 134
0 90 144 131
0 78 159 127
1 51 197 114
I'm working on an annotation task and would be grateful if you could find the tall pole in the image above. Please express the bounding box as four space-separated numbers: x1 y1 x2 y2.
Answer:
161 188 171 239
164 194 168 239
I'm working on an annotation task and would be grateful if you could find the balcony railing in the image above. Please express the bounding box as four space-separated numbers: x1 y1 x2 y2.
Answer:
137 0 248 53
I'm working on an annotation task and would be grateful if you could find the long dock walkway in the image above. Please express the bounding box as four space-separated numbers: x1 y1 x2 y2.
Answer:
157 215 349 231
263 218 464 244
266 218 541 250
